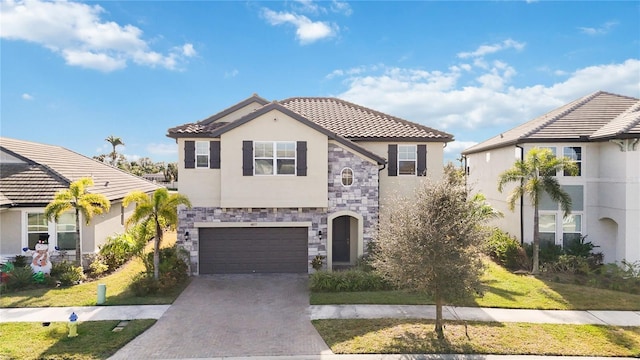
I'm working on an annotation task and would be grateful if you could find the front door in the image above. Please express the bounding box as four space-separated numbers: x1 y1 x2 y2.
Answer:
332 216 350 262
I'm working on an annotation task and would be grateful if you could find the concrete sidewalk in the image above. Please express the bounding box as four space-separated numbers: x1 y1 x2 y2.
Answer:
2 304 639 326
0 305 169 322
310 305 640 326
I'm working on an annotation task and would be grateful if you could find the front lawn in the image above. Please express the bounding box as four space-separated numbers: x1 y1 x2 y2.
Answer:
311 261 640 310
313 319 640 356
0 320 155 360
0 232 189 308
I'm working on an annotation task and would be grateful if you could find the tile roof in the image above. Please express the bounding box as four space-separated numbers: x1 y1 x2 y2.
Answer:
463 91 639 154
280 97 453 141
167 95 453 142
0 137 161 207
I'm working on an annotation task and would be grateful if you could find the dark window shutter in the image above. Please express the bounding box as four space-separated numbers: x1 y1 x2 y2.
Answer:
296 141 307 176
210 141 220 169
417 145 427 176
184 141 195 169
387 144 397 176
242 141 253 176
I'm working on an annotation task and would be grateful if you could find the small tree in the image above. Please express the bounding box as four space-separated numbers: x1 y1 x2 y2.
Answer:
123 188 191 280
105 135 125 166
497 147 578 274
45 177 111 266
373 174 490 339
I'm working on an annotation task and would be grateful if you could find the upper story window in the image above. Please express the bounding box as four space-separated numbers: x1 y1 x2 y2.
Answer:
398 145 417 175
563 146 582 176
341 168 354 187
254 141 296 175
195 141 209 168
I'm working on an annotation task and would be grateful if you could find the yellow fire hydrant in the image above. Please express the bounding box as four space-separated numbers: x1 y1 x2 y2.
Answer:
68 312 78 337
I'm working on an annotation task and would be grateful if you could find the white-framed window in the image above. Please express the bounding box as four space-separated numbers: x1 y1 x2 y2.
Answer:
540 146 557 176
27 212 48 250
56 212 77 250
398 145 416 175
563 146 582 176
195 141 209 168
341 168 354 187
254 141 296 175
539 185 584 248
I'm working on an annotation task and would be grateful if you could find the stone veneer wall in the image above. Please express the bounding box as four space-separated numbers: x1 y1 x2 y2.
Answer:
327 143 379 248
176 142 380 274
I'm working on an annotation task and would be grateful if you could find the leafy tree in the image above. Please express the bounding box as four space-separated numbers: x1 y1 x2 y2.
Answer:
45 177 111 266
497 147 578 274
123 188 191 280
165 162 178 182
373 172 491 339
105 135 125 166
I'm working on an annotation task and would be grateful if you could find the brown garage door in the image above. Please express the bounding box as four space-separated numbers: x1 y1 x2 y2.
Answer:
199 227 308 274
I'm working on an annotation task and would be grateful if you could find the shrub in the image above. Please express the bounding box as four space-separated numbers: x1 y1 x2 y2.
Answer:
51 261 85 286
525 241 564 265
130 273 160 296
311 255 325 271
88 256 109 277
6 266 34 289
99 232 139 271
12 255 28 268
139 246 189 293
485 228 528 270
310 269 392 292
549 255 591 275
564 235 597 257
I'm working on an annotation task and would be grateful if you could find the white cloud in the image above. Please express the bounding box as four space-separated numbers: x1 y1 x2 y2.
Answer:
261 7 337 44
579 21 618 36
330 1 352 16
21 93 33 100
445 141 478 155
0 0 195 72
147 143 177 156
331 59 639 132
457 39 525 59
225 69 239 78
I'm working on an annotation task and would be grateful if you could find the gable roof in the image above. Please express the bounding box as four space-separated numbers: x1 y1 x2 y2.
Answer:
0 137 161 207
167 94 453 142
463 91 639 155
211 102 386 164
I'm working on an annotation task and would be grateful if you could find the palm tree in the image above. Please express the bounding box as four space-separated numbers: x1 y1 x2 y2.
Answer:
123 188 191 280
45 177 111 266
497 147 578 273
105 135 125 166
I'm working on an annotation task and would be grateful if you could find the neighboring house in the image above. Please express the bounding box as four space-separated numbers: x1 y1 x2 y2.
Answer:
167 94 452 274
0 137 161 264
462 91 640 264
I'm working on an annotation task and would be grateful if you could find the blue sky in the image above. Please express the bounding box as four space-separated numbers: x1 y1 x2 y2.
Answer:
1 0 639 163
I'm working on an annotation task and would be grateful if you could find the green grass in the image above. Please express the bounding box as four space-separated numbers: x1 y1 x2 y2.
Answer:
311 261 640 310
0 232 189 308
0 320 155 360
313 319 640 356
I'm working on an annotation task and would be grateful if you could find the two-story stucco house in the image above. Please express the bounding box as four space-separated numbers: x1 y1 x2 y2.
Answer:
167 94 452 274
0 137 161 264
462 91 640 264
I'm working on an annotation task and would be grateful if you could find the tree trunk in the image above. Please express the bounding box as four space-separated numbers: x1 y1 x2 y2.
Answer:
532 205 540 274
75 208 82 267
153 221 162 280
434 290 444 340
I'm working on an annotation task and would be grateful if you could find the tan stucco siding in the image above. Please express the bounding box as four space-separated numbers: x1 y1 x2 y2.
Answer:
220 109 328 208
356 141 445 209
0 210 22 256
212 101 267 124
176 138 222 207
90 201 131 252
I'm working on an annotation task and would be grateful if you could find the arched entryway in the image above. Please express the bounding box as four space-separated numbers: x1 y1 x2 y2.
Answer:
328 211 363 271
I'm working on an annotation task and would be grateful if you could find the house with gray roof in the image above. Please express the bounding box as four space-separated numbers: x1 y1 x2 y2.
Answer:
167 94 453 274
0 137 161 264
462 91 640 264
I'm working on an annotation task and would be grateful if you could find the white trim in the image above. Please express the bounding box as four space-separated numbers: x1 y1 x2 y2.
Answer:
397 144 417 176
195 141 210 169
341 167 354 187
327 211 364 272
253 141 296 176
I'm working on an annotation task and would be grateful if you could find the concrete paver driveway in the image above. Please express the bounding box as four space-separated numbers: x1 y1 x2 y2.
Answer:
109 274 331 359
